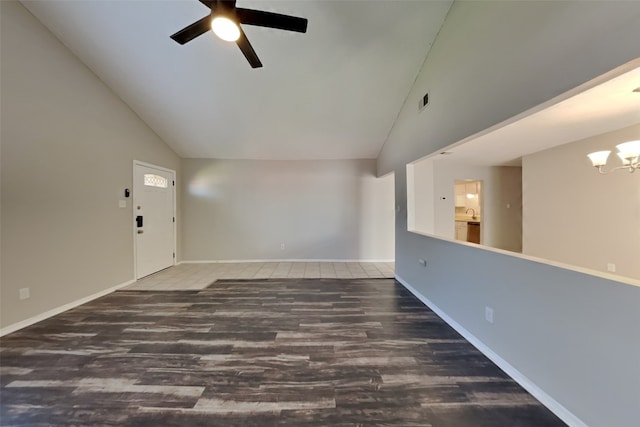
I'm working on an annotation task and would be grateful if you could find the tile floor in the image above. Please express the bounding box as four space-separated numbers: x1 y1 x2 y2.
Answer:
126 262 395 291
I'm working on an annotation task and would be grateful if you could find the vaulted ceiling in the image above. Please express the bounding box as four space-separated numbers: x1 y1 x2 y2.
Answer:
442 63 640 166
22 0 453 160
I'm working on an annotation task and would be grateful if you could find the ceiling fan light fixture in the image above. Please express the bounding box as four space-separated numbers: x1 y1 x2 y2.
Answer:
211 16 240 42
171 0 308 68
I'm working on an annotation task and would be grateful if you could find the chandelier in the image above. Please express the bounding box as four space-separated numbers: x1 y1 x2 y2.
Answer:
587 140 640 174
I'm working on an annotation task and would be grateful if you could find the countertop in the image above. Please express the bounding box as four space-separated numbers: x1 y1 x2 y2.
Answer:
455 215 481 222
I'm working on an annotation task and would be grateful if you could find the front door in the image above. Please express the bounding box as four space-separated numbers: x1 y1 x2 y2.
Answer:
134 162 175 279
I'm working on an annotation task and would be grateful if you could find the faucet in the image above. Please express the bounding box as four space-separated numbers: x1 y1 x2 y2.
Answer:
465 208 476 219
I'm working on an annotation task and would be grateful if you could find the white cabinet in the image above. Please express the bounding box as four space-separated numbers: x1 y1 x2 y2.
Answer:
455 221 467 241
465 182 478 195
464 182 481 197
455 180 481 210
456 182 478 196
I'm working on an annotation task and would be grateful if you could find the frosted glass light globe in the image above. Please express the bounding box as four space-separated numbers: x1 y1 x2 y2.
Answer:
212 16 240 42
616 140 640 160
587 150 611 167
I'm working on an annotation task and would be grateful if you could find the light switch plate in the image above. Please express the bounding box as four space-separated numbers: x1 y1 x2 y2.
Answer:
485 306 494 324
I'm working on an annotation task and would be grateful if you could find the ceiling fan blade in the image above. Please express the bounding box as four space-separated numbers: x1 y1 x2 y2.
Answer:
197 0 215 9
198 0 235 9
236 27 262 68
236 8 308 33
170 15 211 45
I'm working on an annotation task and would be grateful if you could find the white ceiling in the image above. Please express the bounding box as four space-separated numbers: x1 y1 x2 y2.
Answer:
436 63 640 166
22 0 453 160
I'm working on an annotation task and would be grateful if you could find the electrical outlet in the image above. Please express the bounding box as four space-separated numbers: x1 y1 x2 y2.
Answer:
485 306 494 324
280 243 285 250
607 263 616 273
19 288 30 300
418 258 427 267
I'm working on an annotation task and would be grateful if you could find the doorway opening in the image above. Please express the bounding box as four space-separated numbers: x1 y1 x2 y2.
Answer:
454 179 483 244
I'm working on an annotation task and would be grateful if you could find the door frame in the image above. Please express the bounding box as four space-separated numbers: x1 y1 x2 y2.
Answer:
133 160 177 280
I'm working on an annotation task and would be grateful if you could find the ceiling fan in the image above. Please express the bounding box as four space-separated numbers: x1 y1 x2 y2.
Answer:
171 0 308 68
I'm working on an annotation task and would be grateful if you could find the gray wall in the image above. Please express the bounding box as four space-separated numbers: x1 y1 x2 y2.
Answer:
181 158 394 261
378 1 640 426
488 166 523 253
1 1 180 329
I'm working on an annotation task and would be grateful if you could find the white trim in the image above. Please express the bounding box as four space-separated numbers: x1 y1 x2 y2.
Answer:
406 229 640 289
394 274 588 427
179 259 395 264
133 160 176 174
133 160 177 280
0 279 135 337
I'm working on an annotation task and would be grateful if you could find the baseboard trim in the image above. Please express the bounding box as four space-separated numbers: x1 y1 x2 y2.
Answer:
179 259 395 264
395 274 587 427
0 279 136 337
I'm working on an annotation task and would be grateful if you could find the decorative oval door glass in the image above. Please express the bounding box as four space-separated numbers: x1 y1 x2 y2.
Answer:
143 174 168 188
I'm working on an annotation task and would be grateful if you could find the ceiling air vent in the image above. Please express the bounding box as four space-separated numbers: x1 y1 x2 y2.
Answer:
419 92 429 111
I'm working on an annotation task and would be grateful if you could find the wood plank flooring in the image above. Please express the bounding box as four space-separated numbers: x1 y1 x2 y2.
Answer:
0 278 565 426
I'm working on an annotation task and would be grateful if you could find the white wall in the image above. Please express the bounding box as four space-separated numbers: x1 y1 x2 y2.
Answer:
181 158 394 261
410 158 522 252
523 124 640 280
378 1 640 426
1 1 180 330
407 161 435 234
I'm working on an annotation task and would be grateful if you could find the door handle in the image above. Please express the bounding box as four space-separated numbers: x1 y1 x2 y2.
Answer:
136 215 143 227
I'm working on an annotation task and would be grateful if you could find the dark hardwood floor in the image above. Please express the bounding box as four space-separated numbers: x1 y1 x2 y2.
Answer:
0 278 565 426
